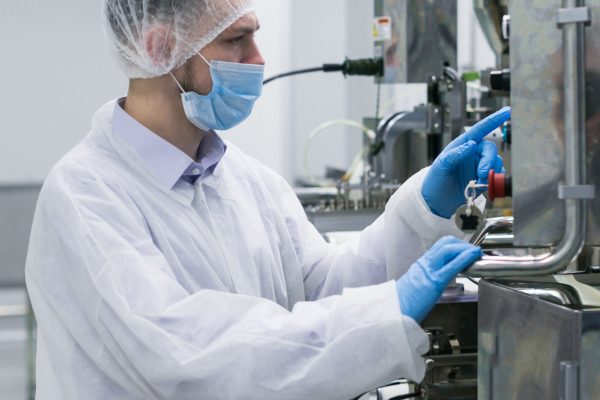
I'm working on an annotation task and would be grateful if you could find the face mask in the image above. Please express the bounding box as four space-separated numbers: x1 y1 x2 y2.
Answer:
170 53 264 131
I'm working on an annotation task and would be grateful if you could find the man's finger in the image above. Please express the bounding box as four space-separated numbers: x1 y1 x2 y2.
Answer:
477 141 499 180
450 107 511 149
493 155 504 173
440 247 483 277
438 141 477 172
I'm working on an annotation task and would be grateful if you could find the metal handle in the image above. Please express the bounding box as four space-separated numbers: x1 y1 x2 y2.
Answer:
470 216 514 246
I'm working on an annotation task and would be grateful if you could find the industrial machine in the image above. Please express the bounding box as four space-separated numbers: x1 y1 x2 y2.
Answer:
381 0 600 398
470 0 600 399
286 0 600 398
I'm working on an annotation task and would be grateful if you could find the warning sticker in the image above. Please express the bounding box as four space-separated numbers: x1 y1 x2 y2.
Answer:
372 16 392 41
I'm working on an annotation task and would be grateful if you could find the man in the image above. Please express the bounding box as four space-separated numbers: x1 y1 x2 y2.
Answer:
25 1 510 399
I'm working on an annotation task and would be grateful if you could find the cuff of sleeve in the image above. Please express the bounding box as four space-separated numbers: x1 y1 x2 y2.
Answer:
387 168 469 244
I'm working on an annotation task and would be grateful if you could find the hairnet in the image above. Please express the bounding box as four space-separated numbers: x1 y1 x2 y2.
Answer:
103 0 255 79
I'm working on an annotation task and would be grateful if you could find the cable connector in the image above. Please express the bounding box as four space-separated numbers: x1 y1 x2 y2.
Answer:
263 57 384 85
342 57 384 77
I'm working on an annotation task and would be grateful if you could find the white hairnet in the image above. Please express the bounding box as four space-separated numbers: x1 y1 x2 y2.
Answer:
103 0 255 79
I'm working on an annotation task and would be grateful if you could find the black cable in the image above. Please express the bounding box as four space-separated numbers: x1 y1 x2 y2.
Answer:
466 276 480 286
375 74 382 120
263 58 383 85
263 66 332 85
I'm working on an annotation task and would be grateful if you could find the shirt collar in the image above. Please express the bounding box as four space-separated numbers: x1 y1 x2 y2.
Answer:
111 98 226 189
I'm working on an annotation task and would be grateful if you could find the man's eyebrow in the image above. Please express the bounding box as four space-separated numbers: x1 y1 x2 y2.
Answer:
226 24 260 35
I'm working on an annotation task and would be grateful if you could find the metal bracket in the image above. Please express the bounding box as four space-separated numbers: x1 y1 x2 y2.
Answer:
427 104 443 135
559 361 579 400
558 185 595 199
557 7 592 26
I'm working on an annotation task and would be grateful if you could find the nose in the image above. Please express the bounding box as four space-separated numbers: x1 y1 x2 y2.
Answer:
244 38 265 65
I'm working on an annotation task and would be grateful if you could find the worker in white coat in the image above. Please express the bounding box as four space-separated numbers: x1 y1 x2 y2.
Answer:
25 1 510 399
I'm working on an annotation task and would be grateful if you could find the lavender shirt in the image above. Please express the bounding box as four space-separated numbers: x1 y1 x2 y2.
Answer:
112 98 226 188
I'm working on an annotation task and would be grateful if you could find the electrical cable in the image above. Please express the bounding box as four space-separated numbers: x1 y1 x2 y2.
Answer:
267 58 383 185
341 146 370 182
375 75 382 120
303 120 375 186
263 66 336 85
465 276 480 286
263 58 383 85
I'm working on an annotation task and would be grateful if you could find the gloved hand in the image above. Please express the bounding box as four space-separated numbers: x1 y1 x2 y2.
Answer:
396 236 483 322
422 107 511 219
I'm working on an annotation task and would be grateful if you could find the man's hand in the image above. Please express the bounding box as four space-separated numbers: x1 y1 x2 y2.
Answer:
396 236 483 322
422 107 511 219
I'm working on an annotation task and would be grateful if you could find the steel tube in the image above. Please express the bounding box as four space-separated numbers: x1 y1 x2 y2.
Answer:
467 0 588 277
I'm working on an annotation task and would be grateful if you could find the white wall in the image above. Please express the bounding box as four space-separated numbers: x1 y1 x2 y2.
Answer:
0 1 127 184
0 1 296 184
0 1 496 186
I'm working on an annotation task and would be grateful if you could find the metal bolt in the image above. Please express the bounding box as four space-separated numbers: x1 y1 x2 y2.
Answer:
425 358 435 371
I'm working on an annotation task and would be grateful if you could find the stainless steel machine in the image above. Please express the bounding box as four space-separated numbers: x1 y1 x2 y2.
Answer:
393 0 600 398
312 0 600 399
294 0 600 398
469 0 600 399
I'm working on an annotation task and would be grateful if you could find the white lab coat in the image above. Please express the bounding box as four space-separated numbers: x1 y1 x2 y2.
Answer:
25 100 465 400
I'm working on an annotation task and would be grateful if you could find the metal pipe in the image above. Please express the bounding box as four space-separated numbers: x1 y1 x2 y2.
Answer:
480 233 514 247
467 0 588 277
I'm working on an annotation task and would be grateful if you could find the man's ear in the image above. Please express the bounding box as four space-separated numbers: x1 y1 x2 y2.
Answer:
144 24 175 68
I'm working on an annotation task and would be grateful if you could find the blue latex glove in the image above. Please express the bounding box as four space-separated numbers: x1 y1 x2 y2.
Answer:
422 107 512 219
396 236 483 322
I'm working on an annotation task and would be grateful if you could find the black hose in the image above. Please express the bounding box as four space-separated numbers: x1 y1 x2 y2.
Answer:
263 58 383 85
263 66 338 85
466 276 480 286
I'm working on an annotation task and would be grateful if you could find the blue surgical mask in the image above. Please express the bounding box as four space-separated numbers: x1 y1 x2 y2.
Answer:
170 54 264 131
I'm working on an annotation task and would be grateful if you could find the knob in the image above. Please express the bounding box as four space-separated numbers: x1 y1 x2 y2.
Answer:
488 170 512 202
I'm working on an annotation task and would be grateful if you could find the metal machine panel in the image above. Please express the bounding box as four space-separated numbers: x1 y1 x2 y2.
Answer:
374 0 457 84
510 0 600 247
478 279 600 400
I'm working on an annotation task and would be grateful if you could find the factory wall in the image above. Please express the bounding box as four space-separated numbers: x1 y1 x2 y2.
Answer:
0 1 294 184
0 1 496 187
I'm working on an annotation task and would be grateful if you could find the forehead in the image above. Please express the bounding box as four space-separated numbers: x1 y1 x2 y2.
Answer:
220 12 260 35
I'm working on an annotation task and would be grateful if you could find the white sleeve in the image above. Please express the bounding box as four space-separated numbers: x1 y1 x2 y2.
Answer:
383 168 473 279
26 169 430 400
267 166 470 300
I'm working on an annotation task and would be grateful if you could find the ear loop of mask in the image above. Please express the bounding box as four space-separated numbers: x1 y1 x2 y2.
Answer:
169 72 186 94
169 52 211 94
197 52 211 67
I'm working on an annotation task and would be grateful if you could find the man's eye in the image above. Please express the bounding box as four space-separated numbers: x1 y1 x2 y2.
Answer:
230 35 244 44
